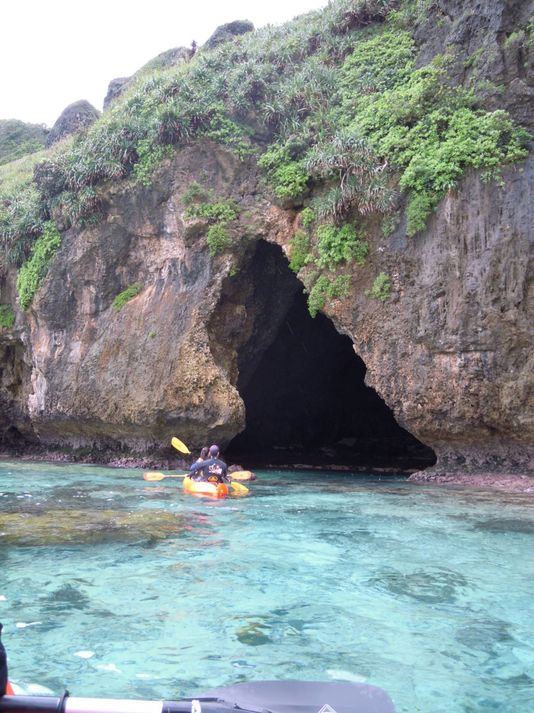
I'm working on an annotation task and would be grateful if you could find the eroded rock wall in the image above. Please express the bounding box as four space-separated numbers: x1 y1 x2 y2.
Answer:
328 154 533 473
12 142 294 455
0 1 532 475
0 139 532 473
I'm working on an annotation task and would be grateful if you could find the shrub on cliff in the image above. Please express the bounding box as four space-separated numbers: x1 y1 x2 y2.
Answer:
305 132 395 219
258 145 309 200
316 223 369 269
307 274 351 318
348 52 530 235
0 304 15 329
184 189 240 256
289 231 311 274
0 150 49 269
16 221 61 310
112 283 143 311
366 271 391 301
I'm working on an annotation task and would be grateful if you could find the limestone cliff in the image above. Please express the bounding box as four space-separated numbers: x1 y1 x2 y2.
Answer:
0 138 530 474
0 0 532 476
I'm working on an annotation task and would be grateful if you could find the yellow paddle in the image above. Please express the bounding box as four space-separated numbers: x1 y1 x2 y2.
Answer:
171 436 191 454
229 480 249 496
143 471 187 482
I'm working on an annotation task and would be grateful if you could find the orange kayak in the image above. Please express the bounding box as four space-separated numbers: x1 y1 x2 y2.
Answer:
183 476 229 498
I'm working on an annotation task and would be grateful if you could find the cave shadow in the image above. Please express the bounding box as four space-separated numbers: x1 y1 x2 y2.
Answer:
225 241 436 473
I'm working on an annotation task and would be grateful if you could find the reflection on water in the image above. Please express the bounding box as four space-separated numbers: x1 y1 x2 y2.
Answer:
0 461 533 713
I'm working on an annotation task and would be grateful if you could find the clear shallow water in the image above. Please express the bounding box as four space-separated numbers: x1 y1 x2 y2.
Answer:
0 460 533 712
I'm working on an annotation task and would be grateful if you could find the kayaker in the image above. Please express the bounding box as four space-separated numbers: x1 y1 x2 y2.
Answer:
189 444 229 483
195 446 209 464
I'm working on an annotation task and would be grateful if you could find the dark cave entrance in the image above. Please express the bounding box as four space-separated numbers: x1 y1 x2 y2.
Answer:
225 241 436 472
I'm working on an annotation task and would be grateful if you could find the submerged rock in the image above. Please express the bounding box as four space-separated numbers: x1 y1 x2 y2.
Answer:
367 566 471 604
455 617 514 654
0 508 185 545
235 621 272 646
474 518 534 534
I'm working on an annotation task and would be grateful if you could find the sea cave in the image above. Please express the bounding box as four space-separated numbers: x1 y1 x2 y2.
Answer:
224 241 436 472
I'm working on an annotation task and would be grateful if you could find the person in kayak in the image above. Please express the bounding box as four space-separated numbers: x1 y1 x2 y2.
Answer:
189 444 229 483
195 446 209 464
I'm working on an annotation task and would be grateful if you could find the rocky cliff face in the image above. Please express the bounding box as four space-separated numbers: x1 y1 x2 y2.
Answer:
331 156 534 474
19 144 258 452
2 143 299 461
1 137 530 474
0 0 532 476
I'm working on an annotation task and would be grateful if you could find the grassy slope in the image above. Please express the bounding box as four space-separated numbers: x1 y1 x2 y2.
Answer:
0 119 48 167
0 0 531 313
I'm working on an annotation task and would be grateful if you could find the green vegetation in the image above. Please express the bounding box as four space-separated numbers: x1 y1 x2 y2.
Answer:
350 53 529 234
366 271 392 302
300 207 315 229
381 214 398 238
0 120 47 166
206 224 231 255
316 223 369 269
184 188 239 255
0 152 48 267
133 140 173 186
182 181 207 206
0 0 529 317
308 274 351 318
112 283 143 311
16 221 61 310
300 221 367 316
185 197 239 223
290 215 368 315
288 230 311 274
0 304 15 329
257 144 309 199
340 28 416 94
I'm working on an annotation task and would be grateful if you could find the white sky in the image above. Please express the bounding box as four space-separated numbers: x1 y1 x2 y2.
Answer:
2 0 328 128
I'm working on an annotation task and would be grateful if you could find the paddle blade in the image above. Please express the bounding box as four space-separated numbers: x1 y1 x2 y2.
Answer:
171 437 191 455
230 481 249 496
143 472 166 481
199 680 396 713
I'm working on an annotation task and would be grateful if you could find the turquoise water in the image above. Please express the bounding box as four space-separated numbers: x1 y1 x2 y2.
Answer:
0 460 533 712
